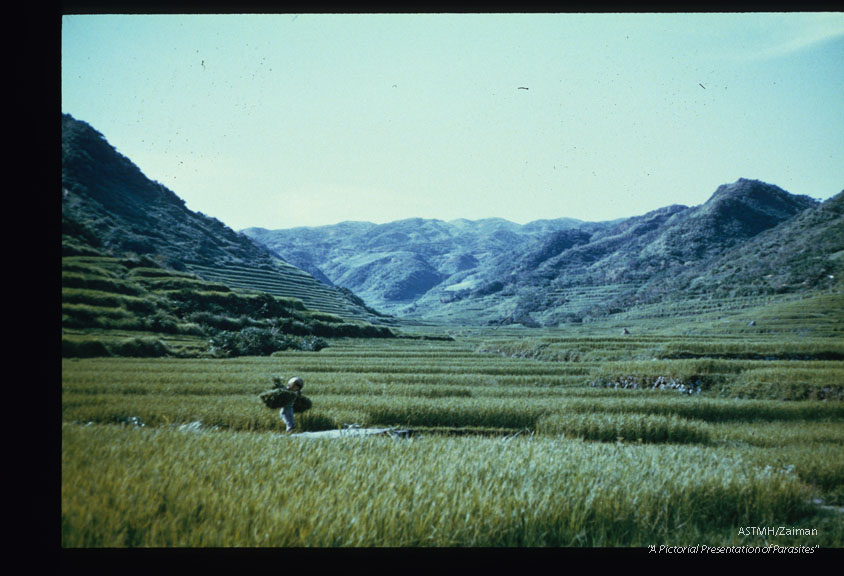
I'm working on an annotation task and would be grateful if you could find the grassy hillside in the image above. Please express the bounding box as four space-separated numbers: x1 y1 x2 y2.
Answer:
678 191 844 297
62 239 395 358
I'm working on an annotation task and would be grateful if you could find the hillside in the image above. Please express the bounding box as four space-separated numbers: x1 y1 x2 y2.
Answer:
61 239 394 358
244 216 596 315
247 179 839 326
62 113 387 323
678 190 844 296
489 179 823 324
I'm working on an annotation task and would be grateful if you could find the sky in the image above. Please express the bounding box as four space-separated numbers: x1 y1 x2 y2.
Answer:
61 12 844 231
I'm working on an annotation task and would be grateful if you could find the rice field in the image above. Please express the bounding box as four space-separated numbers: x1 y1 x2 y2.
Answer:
61 335 844 548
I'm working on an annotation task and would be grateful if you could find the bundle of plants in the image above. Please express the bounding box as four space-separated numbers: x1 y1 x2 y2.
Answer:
259 387 296 409
293 394 312 413
258 388 312 412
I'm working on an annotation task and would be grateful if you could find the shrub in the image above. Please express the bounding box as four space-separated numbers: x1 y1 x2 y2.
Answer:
61 337 170 358
62 338 110 357
209 328 328 357
108 338 170 357
296 336 328 352
186 311 254 331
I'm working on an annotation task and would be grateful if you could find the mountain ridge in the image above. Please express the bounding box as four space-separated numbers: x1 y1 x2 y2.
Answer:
244 178 840 325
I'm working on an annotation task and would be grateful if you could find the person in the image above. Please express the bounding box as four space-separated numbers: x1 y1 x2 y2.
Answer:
280 376 304 432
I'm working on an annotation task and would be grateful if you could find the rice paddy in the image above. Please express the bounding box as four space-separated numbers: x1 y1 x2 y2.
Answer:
61 333 844 548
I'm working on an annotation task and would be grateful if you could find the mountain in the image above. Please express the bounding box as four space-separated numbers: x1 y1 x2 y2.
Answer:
678 189 844 296
481 179 824 325
243 216 593 315
61 113 386 323
246 179 836 325
64 113 837 329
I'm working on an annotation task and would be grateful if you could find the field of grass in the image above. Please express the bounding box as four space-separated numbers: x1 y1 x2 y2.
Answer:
62 329 844 548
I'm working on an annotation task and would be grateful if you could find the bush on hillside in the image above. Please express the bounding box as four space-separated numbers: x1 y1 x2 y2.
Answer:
61 336 170 358
186 311 255 331
62 338 110 358
209 327 328 357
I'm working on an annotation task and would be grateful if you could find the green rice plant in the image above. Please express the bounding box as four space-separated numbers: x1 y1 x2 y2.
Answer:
656 339 844 361
714 421 844 448
61 335 844 548
61 424 813 547
725 367 844 401
536 412 712 444
563 395 844 423
61 393 336 433
366 397 542 430
740 444 844 506
476 339 555 360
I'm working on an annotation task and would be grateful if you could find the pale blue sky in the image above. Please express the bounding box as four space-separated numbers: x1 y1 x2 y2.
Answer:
62 13 844 230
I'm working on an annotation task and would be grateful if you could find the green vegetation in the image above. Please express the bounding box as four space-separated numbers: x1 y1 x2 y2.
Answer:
62 423 817 547
61 114 844 548
61 251 395 358
185 263 388 322
536 412 713 444
62 324 844 547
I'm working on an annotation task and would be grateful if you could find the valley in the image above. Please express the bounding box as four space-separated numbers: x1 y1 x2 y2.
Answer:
61 113 844 549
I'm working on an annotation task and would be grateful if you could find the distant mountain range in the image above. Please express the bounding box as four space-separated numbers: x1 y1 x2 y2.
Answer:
62 113 842 327
245 180 843 325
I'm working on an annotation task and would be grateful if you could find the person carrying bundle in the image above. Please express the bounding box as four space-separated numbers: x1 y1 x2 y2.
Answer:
259 376 312 432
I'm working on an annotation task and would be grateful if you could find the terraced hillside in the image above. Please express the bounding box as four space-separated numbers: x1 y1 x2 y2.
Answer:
62 245 396 359
62 113 384 324
409 282 636 326
185 263 388 324
243 216 595 317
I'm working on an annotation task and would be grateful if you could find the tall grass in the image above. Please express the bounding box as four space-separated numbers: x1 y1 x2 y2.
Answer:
62 424 810 547
536 412 712 444
728 367 844 401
